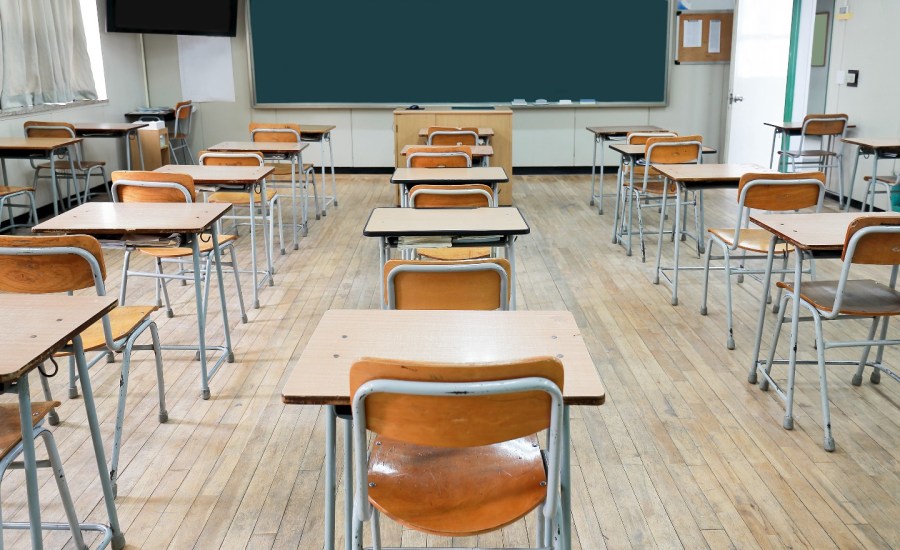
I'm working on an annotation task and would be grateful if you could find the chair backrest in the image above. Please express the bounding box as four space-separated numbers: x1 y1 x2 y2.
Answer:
384 258 511 310
173 100 193 136
198 150 265 167
406 145 472 168
249 122 302 143
350 355 564 448
737 172 826 212
111 170 196 203
408 184 493 208
644 134 703 164
626 131 677 145
0 234 106 294
842 216 900 264
23 121 76 139
801 113 848 137
426 126 479 146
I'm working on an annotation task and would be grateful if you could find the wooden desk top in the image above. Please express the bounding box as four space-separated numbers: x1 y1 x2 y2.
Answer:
651 163 773 183
401 144 493 157
765 121 856 133
0 136 81 153
0 295 117 383
73 122 148 136
418 127 495 137
586 125 668 137
749 212 899 251
32 202 232 235
208 141 309 155
298 125 336 136
363 207 529 237
155 164 274 185
841 137 900 150
609 144 718 156
391 167 509 184
281 309 605 406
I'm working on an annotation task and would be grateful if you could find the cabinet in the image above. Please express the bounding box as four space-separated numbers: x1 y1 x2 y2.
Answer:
129 128 170 170
393 108 513 205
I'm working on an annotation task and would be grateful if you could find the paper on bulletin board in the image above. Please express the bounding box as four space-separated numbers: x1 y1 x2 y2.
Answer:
177 36 236 103
708 20 722 53
683 20 703 47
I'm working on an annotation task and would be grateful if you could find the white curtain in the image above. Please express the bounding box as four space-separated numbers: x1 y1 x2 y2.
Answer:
0 0 97 109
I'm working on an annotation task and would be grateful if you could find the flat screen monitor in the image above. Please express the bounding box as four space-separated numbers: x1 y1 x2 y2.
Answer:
106 0 239 37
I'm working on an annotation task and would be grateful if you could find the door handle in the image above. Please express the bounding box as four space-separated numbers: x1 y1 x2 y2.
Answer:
728 93 744 105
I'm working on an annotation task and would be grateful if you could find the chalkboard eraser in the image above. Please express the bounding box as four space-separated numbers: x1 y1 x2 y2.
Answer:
511 99 528 105
407 104 421 110
579 99 596 104
558 99 572 105
534 99 548 105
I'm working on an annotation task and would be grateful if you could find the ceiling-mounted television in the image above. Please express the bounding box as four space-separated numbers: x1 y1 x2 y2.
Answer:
107 0 239 37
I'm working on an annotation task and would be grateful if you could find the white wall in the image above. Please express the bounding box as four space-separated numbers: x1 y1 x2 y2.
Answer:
825 0 900 209
807 0 834 113
0 1 147 212
142 1 728 169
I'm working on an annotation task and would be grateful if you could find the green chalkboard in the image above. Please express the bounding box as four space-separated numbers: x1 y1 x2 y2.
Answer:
248 0 671 106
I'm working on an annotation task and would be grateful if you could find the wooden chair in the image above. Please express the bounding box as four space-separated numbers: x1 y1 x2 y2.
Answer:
426 126 480 146
406 145 472 168
623 134 702 262
349 356 564 548
0 401 88 546
409 183 494 261
862 170 900 212
700 172 826 349
249 122 323 220
383 258 511 310
0 234 167 493
23 121 109 205
198 150 286 258
169 100 195 164
0 185 38 233
760 215 900 451
111 170 248 324
777 114 848 204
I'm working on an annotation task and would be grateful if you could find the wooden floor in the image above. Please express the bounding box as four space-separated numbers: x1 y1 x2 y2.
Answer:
4 174 899 549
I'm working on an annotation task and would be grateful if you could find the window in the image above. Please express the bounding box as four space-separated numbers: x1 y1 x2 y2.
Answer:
80 0 107 100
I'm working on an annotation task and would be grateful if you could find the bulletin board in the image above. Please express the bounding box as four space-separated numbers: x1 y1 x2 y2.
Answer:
675 11 733 64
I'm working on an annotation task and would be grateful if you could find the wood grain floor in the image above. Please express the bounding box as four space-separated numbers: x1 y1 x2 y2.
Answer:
4 174 899 549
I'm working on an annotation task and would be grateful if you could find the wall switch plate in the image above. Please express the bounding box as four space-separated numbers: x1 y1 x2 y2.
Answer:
847 69 859 87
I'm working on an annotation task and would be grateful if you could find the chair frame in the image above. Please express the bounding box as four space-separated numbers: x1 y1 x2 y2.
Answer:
426 128 480 146
408 185 494 208
0 240 167 494
862 161 900 212
777 114 848 205
0 186 38 234
170 101 195 164
759 222 900 451
351 369 564 549
385 261 510 310
700 174 827 349
24 122 109 207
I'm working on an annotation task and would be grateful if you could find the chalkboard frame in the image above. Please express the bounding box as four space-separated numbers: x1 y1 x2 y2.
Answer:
246 1 673 109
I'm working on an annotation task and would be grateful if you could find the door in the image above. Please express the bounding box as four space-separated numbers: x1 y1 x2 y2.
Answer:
723 0 795 165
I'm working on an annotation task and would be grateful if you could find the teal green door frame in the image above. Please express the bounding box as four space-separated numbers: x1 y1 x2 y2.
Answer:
779 0 805 170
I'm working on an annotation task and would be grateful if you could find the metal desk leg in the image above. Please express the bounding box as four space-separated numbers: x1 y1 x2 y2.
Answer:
209 225 234 360
261 178 274 281
343 415 353 550
327 133 337 207
74 335 125 549
844 147 862 212
247 189 260 309
379 237 387 310
866 154 880 212
589 135 598 207
749 235 779 383
18 375 43 549
300 151 310 237
508 236 517 310
671 183 683 305
191 237 212 399
324 406 336 550
597 136 606 214
560 405 572 550
653 179 670 286
290 155 300 250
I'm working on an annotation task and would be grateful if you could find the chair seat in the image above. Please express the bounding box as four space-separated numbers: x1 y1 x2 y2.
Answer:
622 164 661 178
776 279 900 316
208 189 278 204
417 247 491 261
0 402 60 460
138 233 238 258
778 149 837 158
266 163 315 177
863 175 896 184
170 133 189 140
36 160 106 171
624 178 677 195
707 227 793 254
54 305 157 355
367 434 546 537
0 185 34 197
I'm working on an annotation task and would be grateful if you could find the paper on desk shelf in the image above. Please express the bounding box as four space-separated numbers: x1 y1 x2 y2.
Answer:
99 234 183 249
398 236 452 249
683 20 703 48
708 20 722 53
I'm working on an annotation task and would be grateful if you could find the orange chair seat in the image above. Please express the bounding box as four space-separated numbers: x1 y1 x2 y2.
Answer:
36 160 105 171
417 247 491 261
367 434 546 537
863 175 896 184
707 227 793 254
0 186 34 197
623 178 677 195
208 189 278 204
776 279 900 316
0 402 60 460
138 233 237 258
55 305 157 355
622 164 661 178
265 163 316 176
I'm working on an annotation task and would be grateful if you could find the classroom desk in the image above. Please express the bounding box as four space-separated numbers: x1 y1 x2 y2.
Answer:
363 206 529 309
841 137 900 212
609 142 717 255
281 308 605 550
586 125 668 214
208 141 312 249
73 122 148 170
297 124 338 212
33 202 234 400
0 294 123 550
400 143 494 167
390 166 509 207
747 211 899 386
0 137 80 216
155 164 276 309
650 163 773 306
417 126 494 144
